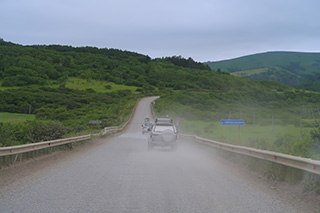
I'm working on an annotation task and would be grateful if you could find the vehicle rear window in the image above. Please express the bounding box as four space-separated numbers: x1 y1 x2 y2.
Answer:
154 125 174 132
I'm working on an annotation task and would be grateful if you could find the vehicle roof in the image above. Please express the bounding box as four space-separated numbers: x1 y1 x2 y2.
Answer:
155 123 173 126
155 118 173 124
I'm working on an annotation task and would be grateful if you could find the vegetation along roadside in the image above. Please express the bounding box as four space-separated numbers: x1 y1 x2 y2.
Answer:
1 39 320 193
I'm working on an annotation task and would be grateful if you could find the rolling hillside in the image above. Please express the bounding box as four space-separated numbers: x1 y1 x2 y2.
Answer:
2 40 320 149
206 52 320 91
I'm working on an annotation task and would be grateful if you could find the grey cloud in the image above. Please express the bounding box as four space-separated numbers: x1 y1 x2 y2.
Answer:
0 0 319 61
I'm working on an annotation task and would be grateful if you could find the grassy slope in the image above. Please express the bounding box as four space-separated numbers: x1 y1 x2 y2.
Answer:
0 112 35 124
1 42 320 151
65 78 140 93
0 77 140 132
0 78 140 93
153 86 320 161
179 120 310 147
207 51 320 73
295 80 320 92
1 40 319 189
206 51 320 87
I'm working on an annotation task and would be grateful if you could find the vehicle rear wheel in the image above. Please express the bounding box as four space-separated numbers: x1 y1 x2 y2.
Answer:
162 129 175 142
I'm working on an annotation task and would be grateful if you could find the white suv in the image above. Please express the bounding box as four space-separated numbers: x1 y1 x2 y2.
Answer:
148 118 178 150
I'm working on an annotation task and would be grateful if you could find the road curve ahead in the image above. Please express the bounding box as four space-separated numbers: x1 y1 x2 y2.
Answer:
0 97 319 212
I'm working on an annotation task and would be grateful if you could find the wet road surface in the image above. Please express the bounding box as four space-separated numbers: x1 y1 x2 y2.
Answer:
1 97 319 212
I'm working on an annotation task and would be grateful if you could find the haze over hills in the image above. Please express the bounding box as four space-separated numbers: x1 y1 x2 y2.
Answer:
205 51 320 91
2 39 320 165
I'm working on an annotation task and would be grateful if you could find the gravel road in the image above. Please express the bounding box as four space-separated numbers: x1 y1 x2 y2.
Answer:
1 97 319 212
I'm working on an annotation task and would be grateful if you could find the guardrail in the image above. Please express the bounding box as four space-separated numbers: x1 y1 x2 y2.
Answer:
0 126 125 166
0 125 123 165
180 133 320 175
0 98 141 165
150 98 320 175
0 135 92 165
92 126 119 136
0 135 91 157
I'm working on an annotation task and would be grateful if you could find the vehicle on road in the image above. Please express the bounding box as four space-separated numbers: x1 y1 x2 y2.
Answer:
142 121 153 134
144 117 151 122
148 118 178 150
154 118 173 124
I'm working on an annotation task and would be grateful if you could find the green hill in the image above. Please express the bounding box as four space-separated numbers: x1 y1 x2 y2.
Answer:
206 51 320 90
2 40 320 185
1 39 320 151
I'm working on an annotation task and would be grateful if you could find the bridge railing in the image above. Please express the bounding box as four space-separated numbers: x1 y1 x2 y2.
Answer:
180 133 320 175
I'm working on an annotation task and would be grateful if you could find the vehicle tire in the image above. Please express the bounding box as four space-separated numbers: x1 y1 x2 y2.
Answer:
161 129 175 142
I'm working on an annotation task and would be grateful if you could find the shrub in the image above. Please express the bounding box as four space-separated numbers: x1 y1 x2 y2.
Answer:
105 84 112 89
28 121 67 143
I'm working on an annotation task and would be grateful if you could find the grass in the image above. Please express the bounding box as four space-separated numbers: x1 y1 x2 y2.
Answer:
179 120 312 147
65 78 140 93
0 112 36 124
181 120 320 192
232 68 269 77
0 78 141 93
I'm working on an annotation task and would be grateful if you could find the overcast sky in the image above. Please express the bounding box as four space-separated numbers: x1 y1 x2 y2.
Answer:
1 0 319 62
